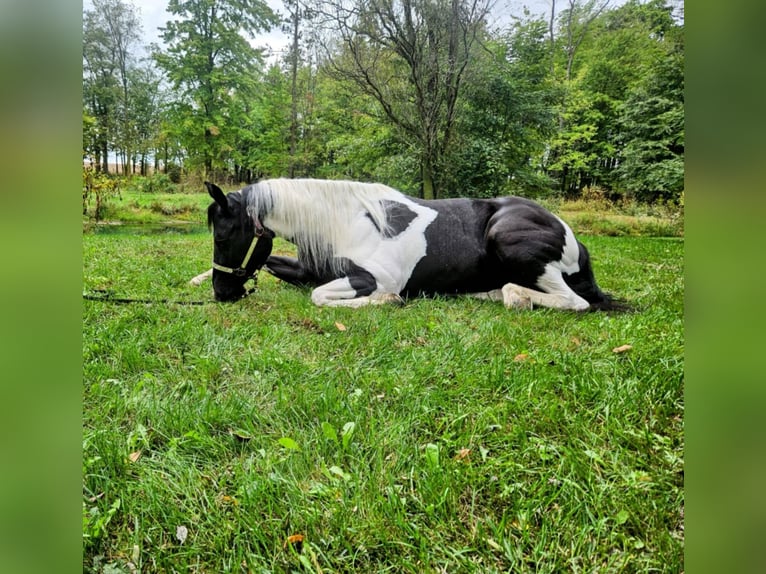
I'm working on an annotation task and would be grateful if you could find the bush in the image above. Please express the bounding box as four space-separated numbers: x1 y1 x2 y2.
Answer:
166 163 182 184
137 173 176 194
82 165 121 221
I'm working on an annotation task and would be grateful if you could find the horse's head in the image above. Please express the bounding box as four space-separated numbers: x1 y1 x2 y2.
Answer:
205 182 273 302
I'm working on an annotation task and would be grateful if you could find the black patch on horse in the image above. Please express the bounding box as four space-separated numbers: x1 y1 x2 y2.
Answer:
338 258 378 297
366 200 418 238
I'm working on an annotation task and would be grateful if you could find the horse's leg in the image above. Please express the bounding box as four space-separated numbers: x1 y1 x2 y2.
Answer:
189 269 212 286
310 276 403 308
466 289 505 302
263 255 323 287
501 267 589 311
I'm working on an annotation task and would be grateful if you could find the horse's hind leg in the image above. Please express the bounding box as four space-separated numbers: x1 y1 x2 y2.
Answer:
502 267 589 311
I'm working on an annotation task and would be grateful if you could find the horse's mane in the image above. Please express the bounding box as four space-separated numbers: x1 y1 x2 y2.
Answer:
245 178 398 274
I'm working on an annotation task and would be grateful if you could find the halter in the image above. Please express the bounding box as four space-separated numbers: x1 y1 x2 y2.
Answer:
211 221 267 280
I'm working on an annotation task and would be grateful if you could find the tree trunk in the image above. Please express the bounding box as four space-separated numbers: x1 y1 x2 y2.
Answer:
100 141 109 174
288 5 301 178
422 157 435 200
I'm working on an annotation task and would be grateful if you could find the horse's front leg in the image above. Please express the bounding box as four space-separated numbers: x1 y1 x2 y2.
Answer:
310 274 403 308
263 255 323 287
189 268 213 285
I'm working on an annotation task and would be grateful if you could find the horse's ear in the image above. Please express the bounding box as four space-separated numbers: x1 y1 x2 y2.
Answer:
205 181 228 212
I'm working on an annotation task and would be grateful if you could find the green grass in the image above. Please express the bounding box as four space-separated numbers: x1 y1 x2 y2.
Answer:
83 230 683 573
85 189 212 225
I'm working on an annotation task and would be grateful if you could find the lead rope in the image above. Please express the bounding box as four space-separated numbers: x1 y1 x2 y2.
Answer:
83 270 259 305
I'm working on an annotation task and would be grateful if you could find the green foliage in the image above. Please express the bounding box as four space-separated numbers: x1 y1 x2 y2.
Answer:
545 0 683 199
444 19 558 197
82 165 121 221
135 173 176 194
153 0 278 175
83 0 148 175
166 163 182 184
615 35 684 202
241 64 291 178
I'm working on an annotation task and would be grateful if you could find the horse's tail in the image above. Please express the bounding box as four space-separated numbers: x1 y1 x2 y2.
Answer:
564 241 631 312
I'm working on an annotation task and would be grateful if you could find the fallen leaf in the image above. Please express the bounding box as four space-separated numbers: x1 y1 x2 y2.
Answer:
220 495 239 506
612 344 633 353
334 322 347 331
513 353 529 362
284 533 305 550
128 451 142 463
176 525 188 544
455 448 471 461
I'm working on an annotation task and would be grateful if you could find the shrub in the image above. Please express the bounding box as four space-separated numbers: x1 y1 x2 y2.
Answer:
137 173 176 194
166 163 182 184
82 165 121 221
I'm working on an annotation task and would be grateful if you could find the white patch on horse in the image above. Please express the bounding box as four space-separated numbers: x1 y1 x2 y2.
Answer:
245 180 438 305
335 197 438 296
551 216 581 275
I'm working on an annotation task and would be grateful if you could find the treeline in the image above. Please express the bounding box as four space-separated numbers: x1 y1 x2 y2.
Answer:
82 0 684 202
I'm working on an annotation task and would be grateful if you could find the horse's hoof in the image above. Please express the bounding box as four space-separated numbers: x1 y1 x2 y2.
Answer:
371 293 405 306
502 284 533 310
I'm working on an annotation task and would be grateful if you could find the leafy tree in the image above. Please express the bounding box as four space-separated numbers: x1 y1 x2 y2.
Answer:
313 0 493 199
614 15 684 201
126 66 164 176
447 14 558 197
243 64 292 178
83 0 143 175
83 0 130 172
153 0 278 177
544 0 683 198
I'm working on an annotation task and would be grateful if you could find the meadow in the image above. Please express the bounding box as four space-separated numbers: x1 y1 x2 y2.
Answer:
83 202 683 572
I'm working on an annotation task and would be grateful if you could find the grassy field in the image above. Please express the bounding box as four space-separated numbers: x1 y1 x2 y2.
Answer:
83 218 683 572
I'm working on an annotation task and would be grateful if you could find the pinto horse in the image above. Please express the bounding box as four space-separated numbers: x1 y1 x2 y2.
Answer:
198 178 622 311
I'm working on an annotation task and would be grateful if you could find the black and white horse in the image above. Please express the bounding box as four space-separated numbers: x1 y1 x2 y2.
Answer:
194 178 622 311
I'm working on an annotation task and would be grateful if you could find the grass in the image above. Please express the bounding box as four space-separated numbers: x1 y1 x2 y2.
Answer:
84 189 212 226
83 225 683 573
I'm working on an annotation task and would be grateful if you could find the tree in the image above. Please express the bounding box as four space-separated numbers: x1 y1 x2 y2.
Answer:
153 0 278 177
544 0 683 197
312 0 493 199
83 0 142 173
614 6 684 202
446 13 558 197
127 66 164 176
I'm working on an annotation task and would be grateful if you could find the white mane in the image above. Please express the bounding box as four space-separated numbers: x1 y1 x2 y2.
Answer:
245 178 400 273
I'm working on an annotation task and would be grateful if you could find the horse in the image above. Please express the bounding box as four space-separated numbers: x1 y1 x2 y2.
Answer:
199 178 624 311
